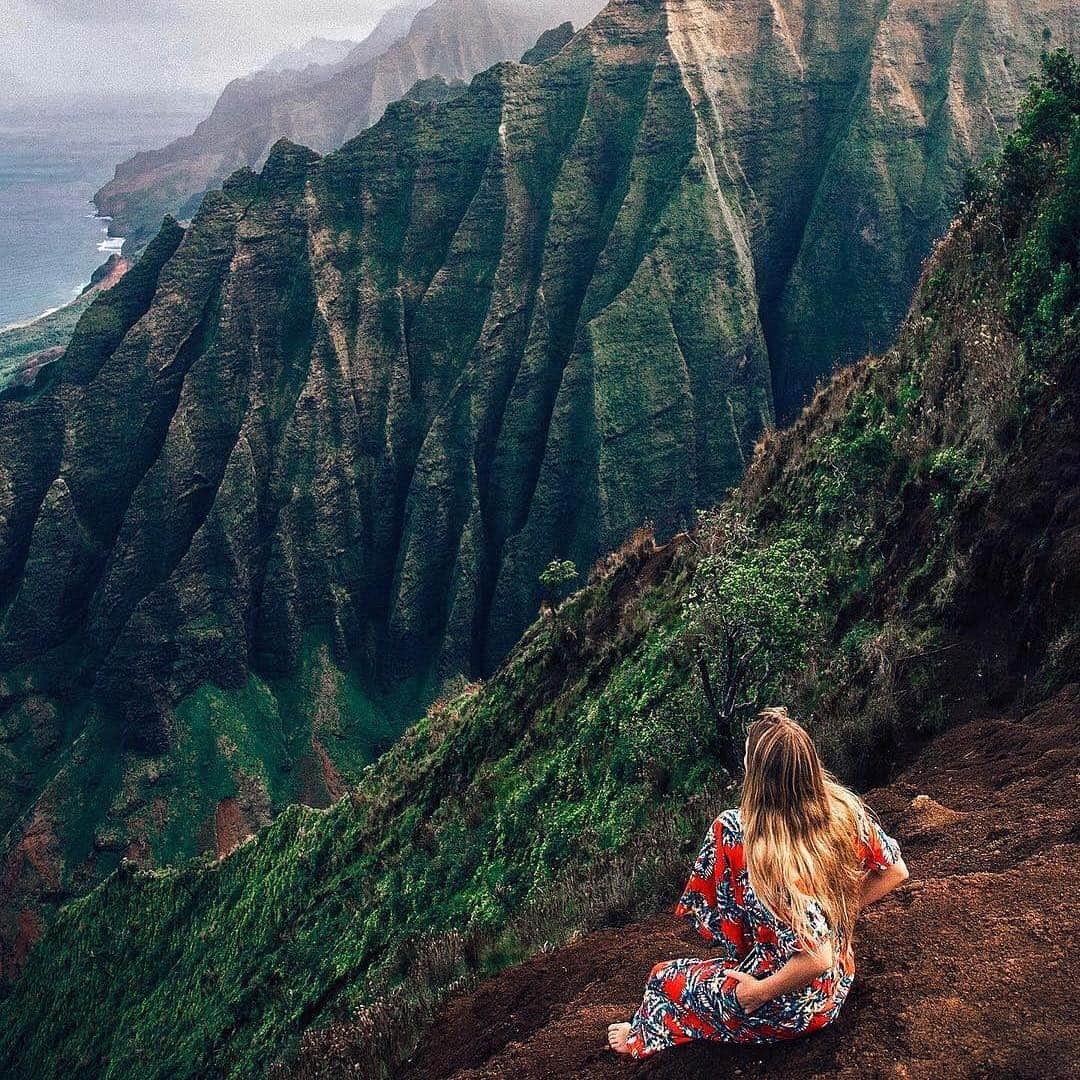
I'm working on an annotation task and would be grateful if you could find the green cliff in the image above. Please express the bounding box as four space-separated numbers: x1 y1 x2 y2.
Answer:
0 0 1069 979
1 48 1075 1080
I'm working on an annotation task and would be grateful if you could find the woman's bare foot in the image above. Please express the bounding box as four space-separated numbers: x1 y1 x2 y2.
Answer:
607 1022 632 1055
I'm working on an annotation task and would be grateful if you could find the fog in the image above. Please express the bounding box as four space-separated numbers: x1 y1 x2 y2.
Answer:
3 0 401 102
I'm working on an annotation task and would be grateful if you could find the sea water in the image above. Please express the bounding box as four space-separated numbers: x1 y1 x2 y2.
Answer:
0 95 211 329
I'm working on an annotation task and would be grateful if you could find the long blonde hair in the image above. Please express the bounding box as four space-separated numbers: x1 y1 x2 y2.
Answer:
740 707 866 949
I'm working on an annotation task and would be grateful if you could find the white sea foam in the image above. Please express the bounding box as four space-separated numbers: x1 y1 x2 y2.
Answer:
1 303 65 332
2 210 126 331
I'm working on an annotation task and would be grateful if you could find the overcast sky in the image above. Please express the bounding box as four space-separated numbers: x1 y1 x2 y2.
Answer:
3 0 400 101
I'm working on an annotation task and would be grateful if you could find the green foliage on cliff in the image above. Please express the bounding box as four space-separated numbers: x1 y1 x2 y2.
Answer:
538 558 578 609
684 512 826 761
2 51 1076 1080
999 50 1080 358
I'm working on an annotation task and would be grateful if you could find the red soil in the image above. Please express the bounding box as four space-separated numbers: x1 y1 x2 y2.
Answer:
404 685 1080 1080
0 800 61 980
11 909 43 971
214 796 248 858
94 255 131 290
313 737 346 803
2 802 61 895
123 834 150 863
298 737 346 810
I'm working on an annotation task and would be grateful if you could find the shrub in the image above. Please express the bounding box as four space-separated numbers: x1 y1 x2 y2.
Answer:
538 559 578 613
683 511 827 769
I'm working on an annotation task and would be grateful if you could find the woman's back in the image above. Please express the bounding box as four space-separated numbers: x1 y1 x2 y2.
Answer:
610 708 908 1058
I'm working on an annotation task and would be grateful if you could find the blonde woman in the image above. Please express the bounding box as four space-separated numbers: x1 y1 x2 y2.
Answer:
608 707 909 1057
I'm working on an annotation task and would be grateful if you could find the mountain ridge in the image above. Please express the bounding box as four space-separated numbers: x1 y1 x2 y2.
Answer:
260 37 360 75
93 0 602 246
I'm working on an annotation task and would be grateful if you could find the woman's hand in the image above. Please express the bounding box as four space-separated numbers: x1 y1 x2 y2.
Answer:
723 969 766 1013
723 942 832 1014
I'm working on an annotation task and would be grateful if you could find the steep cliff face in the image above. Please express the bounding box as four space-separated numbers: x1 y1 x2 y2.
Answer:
93 0 602 246
0 0 1069 981
0 48 1075 1079
665 0 1073 417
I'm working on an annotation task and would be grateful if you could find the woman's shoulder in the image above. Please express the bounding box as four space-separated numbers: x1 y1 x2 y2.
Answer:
854 804 903 868
715 807 744 843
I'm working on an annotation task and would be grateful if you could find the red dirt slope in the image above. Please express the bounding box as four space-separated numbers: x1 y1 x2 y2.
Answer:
404 686 1080 1080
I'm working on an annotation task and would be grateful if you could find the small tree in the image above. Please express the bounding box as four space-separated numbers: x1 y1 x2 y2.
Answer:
539 558 578 615
683 512 826 771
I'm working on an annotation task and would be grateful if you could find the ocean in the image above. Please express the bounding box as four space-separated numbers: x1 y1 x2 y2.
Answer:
0 95 212 329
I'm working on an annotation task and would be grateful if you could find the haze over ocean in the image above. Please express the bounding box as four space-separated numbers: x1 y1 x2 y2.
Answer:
0 96 210 328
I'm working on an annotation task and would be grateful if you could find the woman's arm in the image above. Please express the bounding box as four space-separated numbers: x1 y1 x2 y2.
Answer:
724 940 833 1013
861 856 909 908
725 859 909 1012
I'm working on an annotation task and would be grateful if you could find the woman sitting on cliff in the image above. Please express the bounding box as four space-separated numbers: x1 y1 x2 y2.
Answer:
608 706 908 1058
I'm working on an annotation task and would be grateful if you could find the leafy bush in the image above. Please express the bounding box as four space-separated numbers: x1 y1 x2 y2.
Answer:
998 51 1079 357
683 510 826 768
538 559 578 613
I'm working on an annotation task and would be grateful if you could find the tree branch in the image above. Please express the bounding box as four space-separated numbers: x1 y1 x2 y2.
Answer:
695 650 722 728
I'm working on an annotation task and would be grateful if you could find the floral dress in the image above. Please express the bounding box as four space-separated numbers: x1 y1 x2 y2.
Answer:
625 807 902 1058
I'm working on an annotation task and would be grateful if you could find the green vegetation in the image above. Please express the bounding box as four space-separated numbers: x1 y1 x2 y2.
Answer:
683 511 825 766
2 51 1076 1080
538 558 578 612
0 629 431 943
0 0 1061 966
93 0 587 246
1000 50 1080 360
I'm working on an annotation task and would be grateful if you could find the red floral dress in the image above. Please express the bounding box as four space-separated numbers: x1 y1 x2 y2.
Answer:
625 807 901 1057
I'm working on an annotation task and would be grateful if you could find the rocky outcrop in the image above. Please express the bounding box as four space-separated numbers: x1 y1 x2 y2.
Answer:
403 73 469 103
93 0 603 246
521 21 576 64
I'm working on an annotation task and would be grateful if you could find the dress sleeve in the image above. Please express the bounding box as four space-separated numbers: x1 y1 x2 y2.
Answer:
856 813 902 872
674 818 722 940
674 812 748 961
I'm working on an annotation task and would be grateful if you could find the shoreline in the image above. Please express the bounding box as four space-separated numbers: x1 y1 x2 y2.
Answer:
0 208 124 335
0 95 207 340
0 302 71 334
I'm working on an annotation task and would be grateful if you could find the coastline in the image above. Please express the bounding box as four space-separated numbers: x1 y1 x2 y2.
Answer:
0 249 131 398
0 305 69 334
0 96 199 332
0 210 125 334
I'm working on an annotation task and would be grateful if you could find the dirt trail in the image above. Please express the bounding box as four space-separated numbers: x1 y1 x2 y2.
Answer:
404 685 1080 1080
